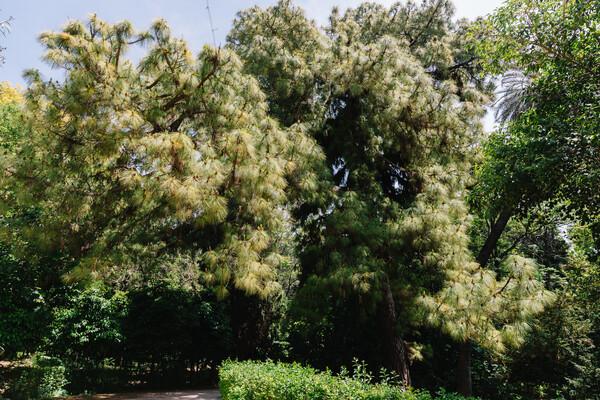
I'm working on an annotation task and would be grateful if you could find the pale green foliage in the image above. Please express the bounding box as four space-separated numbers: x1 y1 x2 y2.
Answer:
229 0 488 290
229 1 554 359
1 16 320 298
421 255 555 352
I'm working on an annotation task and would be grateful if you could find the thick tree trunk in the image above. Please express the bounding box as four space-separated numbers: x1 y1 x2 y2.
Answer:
377 275 411 385
476 209 512 268
457 340 472 397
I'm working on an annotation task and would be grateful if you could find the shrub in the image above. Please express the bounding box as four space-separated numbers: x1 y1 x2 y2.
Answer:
0 245 52 357
219 360 478 400
45 285 125 368
5 355 68 400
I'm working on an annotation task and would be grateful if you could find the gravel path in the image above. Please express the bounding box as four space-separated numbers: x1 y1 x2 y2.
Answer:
60 389 221 400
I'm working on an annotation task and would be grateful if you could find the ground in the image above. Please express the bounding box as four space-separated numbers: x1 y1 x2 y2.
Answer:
58 389 221 400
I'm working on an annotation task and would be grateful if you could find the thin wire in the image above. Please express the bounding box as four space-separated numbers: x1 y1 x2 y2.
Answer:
206 0 217 48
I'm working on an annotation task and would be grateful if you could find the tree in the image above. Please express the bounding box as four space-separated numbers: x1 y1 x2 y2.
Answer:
472 0 600 249
0 15 13 65
228 0 493 385
0 83 50 358
493 70 533 125
0 17 320 301
462 0 600 395
0 81 24 152
230 2 558 395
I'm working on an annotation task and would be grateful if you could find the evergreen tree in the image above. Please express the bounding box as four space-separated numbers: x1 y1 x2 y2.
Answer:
228 0 503 386
0 17 320 301
230 2 555 394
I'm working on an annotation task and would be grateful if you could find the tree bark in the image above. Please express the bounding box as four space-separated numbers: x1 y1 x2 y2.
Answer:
377 274 412 385
457 340 472 397
476 209 512 268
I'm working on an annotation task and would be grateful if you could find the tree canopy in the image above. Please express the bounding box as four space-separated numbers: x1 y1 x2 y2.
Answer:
473 0 600 222
1 16 321 299
228 1 552 390
3 1 595 398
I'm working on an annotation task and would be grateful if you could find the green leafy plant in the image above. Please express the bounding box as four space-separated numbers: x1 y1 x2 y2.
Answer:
6 355 68 400
219 360 477 400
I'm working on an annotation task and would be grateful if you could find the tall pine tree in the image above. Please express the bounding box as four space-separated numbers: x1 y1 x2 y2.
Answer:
229 0 489 384
0 17 320 300
229 1 555 391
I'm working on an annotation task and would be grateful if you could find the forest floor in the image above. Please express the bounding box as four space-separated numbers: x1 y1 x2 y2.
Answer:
58 389 221 400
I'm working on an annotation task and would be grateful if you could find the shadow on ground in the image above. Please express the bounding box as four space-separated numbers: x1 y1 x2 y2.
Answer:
59 389 221 400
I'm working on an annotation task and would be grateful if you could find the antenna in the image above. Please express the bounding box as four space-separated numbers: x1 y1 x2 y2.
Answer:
206 0 217 48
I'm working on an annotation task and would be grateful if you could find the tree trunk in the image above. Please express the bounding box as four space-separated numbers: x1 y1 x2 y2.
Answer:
476 209 512 268
457 340 472 397
377 274 411 385
455 209 512 397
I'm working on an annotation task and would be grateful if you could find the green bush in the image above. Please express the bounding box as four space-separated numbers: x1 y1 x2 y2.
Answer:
0 244 52 357
45 285 125 368
6 355 68 400
219 360 477 400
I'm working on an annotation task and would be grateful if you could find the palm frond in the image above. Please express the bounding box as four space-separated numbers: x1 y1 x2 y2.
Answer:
494 70 533 124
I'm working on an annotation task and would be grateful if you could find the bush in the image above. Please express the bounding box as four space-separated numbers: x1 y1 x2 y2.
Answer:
219 360 477 400
0 245 52 357
5 355 68 400
40 283 232 391
45 285 125 368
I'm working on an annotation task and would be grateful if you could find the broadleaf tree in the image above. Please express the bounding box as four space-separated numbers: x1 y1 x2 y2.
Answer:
472 0 600 253
463 0 600 395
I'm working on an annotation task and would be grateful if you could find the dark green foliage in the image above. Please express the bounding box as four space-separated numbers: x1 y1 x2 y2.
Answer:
287 294 383 373
4 355 68 400
460 222 600 400
123 284 232 373
2 283 235 394
219 360 478 400
0 101 22 150
0 244 52 357
473 0 600 222
227 289 289 361
467 277 600 400
45 285 125 368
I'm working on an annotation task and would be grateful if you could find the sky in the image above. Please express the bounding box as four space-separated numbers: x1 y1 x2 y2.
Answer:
1 0 505 88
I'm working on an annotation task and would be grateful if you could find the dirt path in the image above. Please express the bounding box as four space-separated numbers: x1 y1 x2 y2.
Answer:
60 389 221 400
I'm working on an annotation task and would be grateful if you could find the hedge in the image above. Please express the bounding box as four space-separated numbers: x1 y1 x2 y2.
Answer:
219 360 476 400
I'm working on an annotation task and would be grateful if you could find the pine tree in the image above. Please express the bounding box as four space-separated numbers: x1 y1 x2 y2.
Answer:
1 17 320 300
228 0 493 384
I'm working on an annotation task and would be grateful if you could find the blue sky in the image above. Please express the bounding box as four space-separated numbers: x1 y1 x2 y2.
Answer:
1 0 504 87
